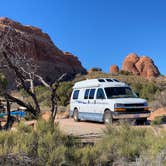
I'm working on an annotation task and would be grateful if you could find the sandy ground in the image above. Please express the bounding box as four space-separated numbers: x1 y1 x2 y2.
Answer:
57 118 105 135
10 108 166 142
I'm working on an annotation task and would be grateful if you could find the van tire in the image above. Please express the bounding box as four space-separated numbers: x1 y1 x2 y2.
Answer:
73 109 79 122
104 110 113 124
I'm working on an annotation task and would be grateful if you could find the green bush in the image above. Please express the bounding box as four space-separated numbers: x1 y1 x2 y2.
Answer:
151 116 166 125
1 121 166 165
0 120 79 165
119 70 132 75
95 122 166 164
20 82 73 107
56 81 73 106
131 82 159 101
151 90 166 110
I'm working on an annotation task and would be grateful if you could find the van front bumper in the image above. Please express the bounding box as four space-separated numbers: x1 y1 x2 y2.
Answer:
112 111 151 119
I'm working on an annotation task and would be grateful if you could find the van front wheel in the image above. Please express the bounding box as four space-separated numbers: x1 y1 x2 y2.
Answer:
104 110 113 124
73 109 79 122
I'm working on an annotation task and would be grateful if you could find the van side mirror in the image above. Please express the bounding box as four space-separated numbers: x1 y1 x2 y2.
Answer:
135 92 139 97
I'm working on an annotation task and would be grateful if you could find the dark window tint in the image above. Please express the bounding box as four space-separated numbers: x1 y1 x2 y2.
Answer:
73 90 80 99
104 87 137 99
89 89 96 99
106 79 113 82
98 79 105 82
84 89 90 99
96 88 105 99
113 79 120 82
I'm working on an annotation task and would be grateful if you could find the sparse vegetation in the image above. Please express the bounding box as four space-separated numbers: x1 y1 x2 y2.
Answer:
151 115 166 125
56 81 73 106
151 90 166 110
1 121 166 165
19 72 161 110
118 70 132 75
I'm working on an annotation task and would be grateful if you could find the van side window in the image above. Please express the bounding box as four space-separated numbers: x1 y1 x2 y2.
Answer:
73 90 79 99
96 88 105 99
89 89 96 99
84 89 90 99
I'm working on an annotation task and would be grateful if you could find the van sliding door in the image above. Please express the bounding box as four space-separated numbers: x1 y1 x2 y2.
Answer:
95 88 106 122
87 89 96 121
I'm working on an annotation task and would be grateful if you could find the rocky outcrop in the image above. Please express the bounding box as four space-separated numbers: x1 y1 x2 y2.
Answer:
110 65 119 74
0 17 86 87
122 53 160 79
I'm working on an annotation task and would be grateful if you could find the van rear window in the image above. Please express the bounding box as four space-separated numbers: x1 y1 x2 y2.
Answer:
73 90 79 99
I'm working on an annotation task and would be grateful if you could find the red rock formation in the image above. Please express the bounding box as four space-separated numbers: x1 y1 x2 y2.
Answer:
122 53 160 79
0 17 86 87
122 53 140 75
110 65 119 74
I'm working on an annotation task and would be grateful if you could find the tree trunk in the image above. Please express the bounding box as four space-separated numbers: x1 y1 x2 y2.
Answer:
3 97 11 130
50 88 57 123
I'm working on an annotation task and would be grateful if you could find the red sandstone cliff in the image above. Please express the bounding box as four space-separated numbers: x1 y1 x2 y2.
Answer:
0 17 86 87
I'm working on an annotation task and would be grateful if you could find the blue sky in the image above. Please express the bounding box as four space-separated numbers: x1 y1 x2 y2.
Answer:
1 0 166 74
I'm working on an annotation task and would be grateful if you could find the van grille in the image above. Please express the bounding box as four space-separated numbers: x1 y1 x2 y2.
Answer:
126 108 145 112
124 103 145 107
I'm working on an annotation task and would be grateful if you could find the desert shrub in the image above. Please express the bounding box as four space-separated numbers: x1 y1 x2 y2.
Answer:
0 120 81 165
151 116 166 125
19 79 72 108
141 82 159 100
35 86 51 107
131 81 159 101
56 81 73 106
151 90 166 110
119 70 132 75
1 121 166 165
20 82 73 107
95 122 166 164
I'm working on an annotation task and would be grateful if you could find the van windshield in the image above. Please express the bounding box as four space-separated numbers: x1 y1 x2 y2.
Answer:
104 87 138 99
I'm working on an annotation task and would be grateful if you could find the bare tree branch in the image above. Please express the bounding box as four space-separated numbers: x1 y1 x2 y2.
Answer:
35 74 51 89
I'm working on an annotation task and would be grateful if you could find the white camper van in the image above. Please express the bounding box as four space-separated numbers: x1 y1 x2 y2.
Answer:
70 78 150 124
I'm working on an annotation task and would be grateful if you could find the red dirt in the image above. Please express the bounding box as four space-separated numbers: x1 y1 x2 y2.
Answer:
149 108 166 121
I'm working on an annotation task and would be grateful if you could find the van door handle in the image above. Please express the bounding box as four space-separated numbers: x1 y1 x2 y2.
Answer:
94 100 96 104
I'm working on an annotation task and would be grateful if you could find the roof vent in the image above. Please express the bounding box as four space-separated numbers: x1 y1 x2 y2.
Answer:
98 79 105 82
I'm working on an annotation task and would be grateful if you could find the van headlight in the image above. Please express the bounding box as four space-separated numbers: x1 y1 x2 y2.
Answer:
114 103 126 111
143 102 149 111
114 103 125 108
143 102 148 107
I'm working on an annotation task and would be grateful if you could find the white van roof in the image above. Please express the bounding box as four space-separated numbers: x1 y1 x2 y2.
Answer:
73 78 128 89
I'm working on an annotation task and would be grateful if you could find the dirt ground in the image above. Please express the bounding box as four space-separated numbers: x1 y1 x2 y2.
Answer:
56 118 105 142
57 118 105 135
149 108 166 120
24 108 166 142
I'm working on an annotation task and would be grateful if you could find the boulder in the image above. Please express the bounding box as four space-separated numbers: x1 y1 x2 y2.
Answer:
122 53 140 75
135 56 160 79
110 65 119 74
122 53 160 79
